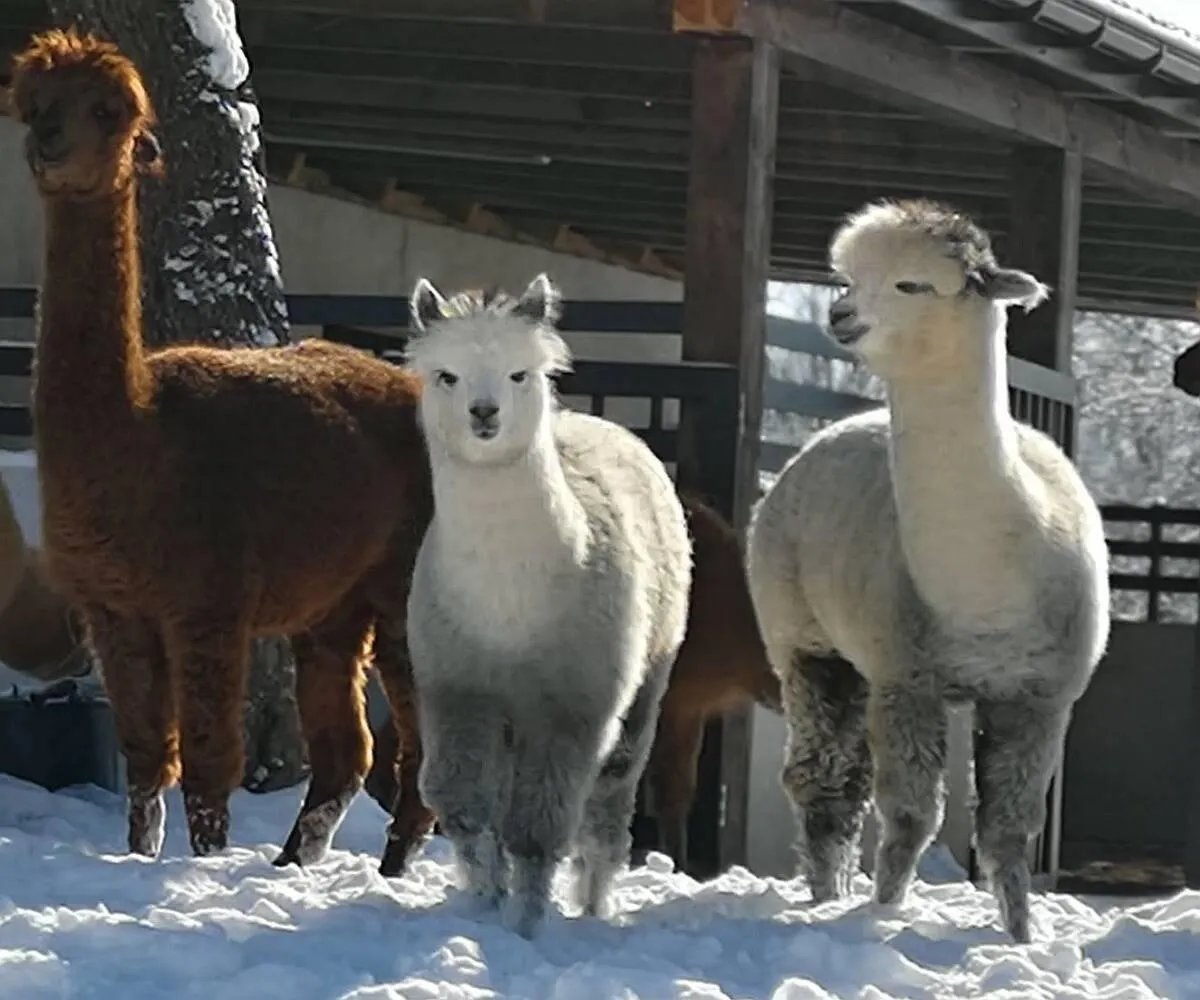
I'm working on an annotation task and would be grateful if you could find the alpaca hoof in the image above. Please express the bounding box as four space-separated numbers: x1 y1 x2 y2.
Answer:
183 793 229 857
502 891 547 940
128 792 166 858
272 848 300 868
378 840 415 878
378 822 431 877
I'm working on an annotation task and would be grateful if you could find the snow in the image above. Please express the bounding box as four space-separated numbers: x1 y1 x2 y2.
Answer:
182 0 250 90
1084 0 1200 49
0 778 1196 1000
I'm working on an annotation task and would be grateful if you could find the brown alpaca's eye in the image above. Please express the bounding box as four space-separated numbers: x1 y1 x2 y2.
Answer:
92 104 118 124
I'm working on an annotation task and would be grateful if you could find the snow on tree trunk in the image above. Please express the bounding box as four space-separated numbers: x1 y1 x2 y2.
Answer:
49 0 307 793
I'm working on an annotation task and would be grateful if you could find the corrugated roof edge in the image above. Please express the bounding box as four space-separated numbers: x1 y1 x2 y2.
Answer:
1083 0 1200 55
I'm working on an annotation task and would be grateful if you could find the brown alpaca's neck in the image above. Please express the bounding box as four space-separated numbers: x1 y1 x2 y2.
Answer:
35 187 149 439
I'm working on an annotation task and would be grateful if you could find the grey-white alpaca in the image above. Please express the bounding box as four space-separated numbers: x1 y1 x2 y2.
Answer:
403 274 692 938
746 199 1109 943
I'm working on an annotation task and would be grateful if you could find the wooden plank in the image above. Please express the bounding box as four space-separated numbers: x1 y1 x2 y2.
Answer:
738 0 1200 211
236 0 671 29
763 379 879 420
1005 147 1083 371
679 34 779 876
765 315 853 361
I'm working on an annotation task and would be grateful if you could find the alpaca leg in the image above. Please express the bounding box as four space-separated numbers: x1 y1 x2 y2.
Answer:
777 653 872 902
371 620 436 877
647 702 706 872
868 681 947 908
499 703 605 938
418 686 511 909
574 662 673 917
166 619 250 856
83 605 177 857
274 611 373 867
973 698 1071 944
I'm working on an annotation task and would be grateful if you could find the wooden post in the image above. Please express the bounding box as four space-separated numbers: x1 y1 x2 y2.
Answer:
1005 146 1082 372
677 28 778 873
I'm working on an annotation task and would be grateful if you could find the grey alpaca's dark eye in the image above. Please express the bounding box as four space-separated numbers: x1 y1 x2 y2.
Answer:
895 281 933 295
510 371 528 384
435 370 458 389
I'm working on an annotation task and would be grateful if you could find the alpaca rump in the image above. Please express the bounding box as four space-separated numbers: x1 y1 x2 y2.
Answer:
0 475 85 684
403 274 692 937
746 198 1109 943
362 494 780 875
11 28 433 867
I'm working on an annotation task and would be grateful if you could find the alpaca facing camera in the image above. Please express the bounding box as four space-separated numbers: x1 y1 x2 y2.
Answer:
404 274 692 938
11 28 162 198
746 198 1109 944
12 27 436 874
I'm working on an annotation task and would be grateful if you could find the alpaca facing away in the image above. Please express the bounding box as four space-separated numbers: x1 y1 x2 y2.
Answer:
746 199 1109 943
10 29 433 867
404 274 692 938
0 475 86 684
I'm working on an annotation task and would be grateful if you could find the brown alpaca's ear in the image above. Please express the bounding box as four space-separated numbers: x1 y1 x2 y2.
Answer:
132 128 163 175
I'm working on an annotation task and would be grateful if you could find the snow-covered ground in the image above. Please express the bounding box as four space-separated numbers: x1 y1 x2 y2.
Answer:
0 777 1195 1000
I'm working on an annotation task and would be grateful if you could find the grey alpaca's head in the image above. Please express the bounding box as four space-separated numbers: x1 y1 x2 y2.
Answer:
826 199 1049 380
406 274 572 466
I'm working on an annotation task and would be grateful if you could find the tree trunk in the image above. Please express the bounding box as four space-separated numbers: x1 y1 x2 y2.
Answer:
48 0 307 793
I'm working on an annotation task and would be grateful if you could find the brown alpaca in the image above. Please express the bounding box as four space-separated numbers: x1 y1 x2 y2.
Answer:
10 29 432 866
0 476 87 684
363 494 782 874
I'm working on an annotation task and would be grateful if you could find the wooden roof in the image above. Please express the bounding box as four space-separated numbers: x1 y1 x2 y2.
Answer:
3 0 1200 317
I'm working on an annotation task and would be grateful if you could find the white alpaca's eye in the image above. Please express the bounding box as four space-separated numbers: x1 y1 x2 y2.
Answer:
510 371 528 384
895 281 933 295
435 370 458 389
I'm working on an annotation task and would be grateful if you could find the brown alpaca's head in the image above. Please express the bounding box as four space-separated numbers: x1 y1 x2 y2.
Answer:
9 28 162 200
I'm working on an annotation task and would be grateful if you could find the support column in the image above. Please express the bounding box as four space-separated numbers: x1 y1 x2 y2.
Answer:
993 145 1082 890
1004 145 1082 372
677 27 778 874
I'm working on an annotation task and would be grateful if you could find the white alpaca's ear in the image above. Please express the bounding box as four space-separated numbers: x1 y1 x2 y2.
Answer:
976 267 1050 312
410 278 447 333
513 273 562 326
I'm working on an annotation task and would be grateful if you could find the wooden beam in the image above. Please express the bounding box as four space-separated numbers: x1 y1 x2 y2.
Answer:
235 0 671 29
739 0 1200 212
679 35 778 875
243 15 692 73
1005 147 1083 372
248 44 692 104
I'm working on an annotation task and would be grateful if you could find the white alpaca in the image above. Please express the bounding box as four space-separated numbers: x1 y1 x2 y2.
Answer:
403 274 692 938
746 199 1109 943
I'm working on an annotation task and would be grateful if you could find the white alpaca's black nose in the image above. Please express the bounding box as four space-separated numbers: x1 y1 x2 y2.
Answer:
829 297 856 326
469 402 499 422
828 295 869 345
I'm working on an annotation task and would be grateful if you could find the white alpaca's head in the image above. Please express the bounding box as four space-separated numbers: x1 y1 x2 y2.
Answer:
406 273 571 466
826 199 1049 380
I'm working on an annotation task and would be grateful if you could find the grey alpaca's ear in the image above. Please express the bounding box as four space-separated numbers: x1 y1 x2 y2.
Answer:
409 278 447 334
975 267 1050 311
513 273 562 326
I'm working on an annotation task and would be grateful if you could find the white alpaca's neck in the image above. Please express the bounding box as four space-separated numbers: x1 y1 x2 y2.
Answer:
886 309 1040 623
427 421 588 646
